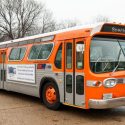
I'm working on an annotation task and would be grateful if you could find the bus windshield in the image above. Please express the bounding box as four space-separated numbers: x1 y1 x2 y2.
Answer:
90 37 125 73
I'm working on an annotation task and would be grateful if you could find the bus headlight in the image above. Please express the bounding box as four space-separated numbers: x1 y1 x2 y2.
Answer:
103 78 117 88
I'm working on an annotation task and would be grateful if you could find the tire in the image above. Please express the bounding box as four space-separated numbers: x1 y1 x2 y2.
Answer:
42 82 61 110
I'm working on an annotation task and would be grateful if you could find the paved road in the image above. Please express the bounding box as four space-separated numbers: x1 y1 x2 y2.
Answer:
0 90 125 125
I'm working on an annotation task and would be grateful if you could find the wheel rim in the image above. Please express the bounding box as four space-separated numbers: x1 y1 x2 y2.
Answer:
45 85 57 104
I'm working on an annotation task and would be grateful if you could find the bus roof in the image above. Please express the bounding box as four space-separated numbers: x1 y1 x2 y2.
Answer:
0 22 125 48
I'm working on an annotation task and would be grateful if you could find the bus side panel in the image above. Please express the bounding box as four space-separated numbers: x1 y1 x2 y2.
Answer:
4 41 64 103
36 64 64 103
4 63 64 102
4 64 40 97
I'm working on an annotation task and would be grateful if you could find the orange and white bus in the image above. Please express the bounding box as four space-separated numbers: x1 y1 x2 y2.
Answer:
0 23 125 110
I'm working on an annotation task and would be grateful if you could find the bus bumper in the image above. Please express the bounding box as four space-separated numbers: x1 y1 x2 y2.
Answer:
89 97 125 109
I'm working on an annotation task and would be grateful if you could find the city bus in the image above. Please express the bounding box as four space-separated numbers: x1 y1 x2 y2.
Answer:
0 23 125 110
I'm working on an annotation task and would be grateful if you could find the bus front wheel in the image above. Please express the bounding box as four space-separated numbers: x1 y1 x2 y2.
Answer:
42 82 60 110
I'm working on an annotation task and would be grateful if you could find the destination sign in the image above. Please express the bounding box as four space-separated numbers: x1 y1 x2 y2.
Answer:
101 24 125 34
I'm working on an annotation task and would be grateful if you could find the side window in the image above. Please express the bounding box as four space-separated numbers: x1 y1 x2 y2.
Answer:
29 43 53 60
38 44 53 59
66 43 72 69
15 48 21 60
9 47 26 60
9 48 18 60
76 41 84 69
28 45 41 59
66 75 72 93
76 75 84 95
19 48 26 60
54 44 62 69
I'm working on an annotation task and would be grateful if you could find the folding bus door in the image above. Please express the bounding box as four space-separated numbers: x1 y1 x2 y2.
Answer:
64 40 74 104
74 39 85 106
64 38 85 107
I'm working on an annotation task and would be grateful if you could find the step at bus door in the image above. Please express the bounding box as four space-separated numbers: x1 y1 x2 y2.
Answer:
64 39 85 107
0 50 6 89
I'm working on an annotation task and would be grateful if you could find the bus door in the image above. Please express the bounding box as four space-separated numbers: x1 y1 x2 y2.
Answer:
0 50 6 89
64 39 85 106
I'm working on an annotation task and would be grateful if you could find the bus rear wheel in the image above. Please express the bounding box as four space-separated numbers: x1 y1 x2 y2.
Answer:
42 82 60 110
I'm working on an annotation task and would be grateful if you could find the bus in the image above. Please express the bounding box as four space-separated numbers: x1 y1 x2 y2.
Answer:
0 22 125 110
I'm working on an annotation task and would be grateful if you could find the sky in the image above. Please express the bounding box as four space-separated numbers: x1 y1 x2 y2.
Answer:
35 0 125 24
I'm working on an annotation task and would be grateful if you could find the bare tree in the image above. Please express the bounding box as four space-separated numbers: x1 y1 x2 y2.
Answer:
40 10 56 33
56 19 80 30
28 9 56 35
28 16 79 35
0 0 43 40
26 9 56 36
94 15 110 23
0 0 80 41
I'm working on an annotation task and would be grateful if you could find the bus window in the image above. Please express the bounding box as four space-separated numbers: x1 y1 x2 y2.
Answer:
19 47 26 59
29 43 53 60
76 75 84 95
29 45 41 59
66 43 72 69
9 47 26 60
66 75 72 93
38 44 53 59
90 38 125 73
76 41 84 69
54 44 62 69
9 48 17 60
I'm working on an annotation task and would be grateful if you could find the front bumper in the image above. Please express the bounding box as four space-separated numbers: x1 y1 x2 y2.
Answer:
89 97 125 109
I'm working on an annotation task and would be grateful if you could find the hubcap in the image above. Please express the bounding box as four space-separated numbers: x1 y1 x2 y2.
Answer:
46 86 57 104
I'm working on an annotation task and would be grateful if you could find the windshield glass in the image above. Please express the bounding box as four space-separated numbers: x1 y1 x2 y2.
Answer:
90 37 125 73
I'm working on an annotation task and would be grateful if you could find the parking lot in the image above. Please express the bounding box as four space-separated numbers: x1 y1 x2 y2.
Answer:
0 90 125 125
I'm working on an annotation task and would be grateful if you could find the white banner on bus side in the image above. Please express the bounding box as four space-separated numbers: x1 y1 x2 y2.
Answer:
7 64 35 83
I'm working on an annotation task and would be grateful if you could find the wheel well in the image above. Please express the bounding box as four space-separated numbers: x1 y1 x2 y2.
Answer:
39 77 57 102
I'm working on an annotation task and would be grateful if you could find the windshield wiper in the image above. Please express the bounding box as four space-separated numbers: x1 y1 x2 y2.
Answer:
102 59 110 72
94 57 102 72
112 50 121 73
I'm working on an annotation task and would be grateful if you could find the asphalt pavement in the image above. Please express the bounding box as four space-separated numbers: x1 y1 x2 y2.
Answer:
0 90 124 125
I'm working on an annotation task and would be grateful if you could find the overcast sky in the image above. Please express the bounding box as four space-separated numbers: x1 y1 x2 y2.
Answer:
35 0 125 24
